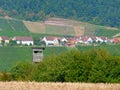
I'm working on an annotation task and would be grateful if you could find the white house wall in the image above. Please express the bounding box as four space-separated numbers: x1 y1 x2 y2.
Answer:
16 41 33 45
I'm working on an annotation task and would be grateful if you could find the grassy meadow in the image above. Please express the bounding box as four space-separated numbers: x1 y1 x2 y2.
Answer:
0 46 67 72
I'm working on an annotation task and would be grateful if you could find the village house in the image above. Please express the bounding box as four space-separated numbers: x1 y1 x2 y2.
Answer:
58 37 67 46
112 38 120 43
79 36 93 44
13 36 34 45
42 36 59 46
65 38 76 47
0 36 9 45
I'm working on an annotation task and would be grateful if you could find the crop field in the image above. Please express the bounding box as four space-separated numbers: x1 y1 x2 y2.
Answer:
23 18 120 37
0 18 30 37
45 25 75 36
0 45 120 72
0 46 67 72
95 28 120 37
0 82 119 90
0 47 32 72
76 44 120 56
0 17 120 37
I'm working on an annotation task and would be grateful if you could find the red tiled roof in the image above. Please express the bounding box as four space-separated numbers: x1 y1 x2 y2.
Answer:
15 36 33 41
45 36 57 41
81 36 89 42
112 38 120 43
0 36 9 40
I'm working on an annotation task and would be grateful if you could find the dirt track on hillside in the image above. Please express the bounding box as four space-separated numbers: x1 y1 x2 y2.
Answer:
0 82 120 90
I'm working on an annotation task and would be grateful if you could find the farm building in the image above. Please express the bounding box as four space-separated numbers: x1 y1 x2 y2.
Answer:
0 36 9 45
13 36 34 45
42 36 59 46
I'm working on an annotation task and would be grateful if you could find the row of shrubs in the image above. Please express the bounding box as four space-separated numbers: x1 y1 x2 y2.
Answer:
0 48 120 83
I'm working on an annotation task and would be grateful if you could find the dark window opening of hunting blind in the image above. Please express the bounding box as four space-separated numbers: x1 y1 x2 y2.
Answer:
34 51 42 53
32 47 45 63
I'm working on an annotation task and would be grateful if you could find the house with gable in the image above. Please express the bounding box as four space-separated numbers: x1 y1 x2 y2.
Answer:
13 36 34 45
0 36 9 45
42 36 59 46
79 36 93 44
58 37 67 46
65 38 76 47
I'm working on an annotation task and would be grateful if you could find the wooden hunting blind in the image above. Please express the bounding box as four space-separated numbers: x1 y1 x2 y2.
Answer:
32 47 45 63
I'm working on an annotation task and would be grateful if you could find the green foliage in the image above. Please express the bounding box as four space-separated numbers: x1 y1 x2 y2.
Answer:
8 48 120 83
10 62 33 81
8 40 17 46
0 0 120 28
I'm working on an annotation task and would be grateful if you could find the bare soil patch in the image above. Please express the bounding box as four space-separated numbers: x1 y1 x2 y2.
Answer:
23 21 45 33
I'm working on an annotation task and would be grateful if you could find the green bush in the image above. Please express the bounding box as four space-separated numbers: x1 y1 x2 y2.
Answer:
7 48 120 83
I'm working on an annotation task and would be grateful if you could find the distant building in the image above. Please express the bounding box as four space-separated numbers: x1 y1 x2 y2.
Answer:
42 36 59 46
13 36 34 45
0 36 9 45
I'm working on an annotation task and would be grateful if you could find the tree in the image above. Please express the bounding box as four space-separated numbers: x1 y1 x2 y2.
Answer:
9 40 17 46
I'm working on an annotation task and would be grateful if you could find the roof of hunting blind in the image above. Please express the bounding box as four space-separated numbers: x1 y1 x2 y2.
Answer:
32 47 45 50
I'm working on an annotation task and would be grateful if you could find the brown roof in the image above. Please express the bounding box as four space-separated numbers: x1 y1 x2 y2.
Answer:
15 36 33 41
45 36 57 41
0 36 9 40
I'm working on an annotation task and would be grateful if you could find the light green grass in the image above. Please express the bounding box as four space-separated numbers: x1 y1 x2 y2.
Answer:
0 46 68 72
95 29 120 37
0 47 32 72
76 44 120 56
45 25 75 36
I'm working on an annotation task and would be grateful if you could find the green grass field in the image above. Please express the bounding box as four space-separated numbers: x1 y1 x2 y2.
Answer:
0 46 67 72
1 45 120 72
0 47 32 72
0 18 30 37
45 25 75 36
95 29 120 37
76 44 120 56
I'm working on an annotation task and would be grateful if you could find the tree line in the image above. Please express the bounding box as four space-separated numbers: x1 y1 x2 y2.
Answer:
0 48 120 83
0 0 120 28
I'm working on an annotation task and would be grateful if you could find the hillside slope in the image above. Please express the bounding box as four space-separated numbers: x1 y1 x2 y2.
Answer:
24 18 120 37
0 17 120 37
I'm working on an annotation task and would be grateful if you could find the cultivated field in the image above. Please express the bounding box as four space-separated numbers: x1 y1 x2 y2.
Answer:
0 82 120 90
0 18 29 37
24 18 120 37
0 46 67 72
0 17 120 37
